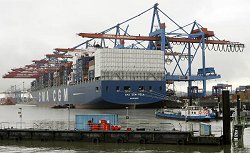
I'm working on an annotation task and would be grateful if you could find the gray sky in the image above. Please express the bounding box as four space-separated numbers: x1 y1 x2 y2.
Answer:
0 0 249 92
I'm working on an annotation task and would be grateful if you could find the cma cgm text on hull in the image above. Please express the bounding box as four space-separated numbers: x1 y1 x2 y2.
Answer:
37 88 68 102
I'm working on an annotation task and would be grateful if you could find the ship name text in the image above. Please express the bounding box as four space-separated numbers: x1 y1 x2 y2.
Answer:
38 88 68 102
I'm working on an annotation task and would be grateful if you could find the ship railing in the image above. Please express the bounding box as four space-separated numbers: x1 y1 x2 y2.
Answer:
33 123 39 129
210 125 223 136
71 78 99 85
0 122 10 129
31 121 74 130
118 120 222 136
0 121 221 136
118 120 181 132
0 121 74 130
15 122 26 129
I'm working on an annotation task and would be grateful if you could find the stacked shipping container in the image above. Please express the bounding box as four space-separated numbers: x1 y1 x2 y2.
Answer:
31 48 165 90
94 48 164 81
75 59 83 83
88 58 95 80
74 56 93 83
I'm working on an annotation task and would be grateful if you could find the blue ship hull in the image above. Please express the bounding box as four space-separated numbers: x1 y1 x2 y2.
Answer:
31 80 167 108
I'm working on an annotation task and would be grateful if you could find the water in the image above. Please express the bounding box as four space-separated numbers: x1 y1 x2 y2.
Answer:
0 105 250 153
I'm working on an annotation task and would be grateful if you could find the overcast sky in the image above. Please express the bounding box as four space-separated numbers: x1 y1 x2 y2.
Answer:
0 0 249 92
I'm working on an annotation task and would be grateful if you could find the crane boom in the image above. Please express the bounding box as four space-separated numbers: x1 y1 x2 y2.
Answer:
78 33 159 41
46 54 73 58
78 32 244 46
54 48 82 52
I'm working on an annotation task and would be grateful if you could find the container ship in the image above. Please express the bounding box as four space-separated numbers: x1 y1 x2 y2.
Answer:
3 4 244 108
29 47 167 108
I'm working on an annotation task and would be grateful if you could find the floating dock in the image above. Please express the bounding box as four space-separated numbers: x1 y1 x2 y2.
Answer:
0 129 223 145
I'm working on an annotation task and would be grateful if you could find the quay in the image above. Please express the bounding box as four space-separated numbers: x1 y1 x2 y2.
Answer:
0 128 223 145
0 92 238 146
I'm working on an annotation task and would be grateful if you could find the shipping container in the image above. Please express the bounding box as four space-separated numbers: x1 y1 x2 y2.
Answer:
89 65 95 71
89 60 95 66
88 70 95 79
75 114 118 131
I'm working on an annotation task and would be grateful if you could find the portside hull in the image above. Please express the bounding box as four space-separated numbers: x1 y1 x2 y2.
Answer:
31 80 167 108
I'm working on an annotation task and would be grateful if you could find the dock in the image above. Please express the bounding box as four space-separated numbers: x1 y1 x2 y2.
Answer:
0 128 223 145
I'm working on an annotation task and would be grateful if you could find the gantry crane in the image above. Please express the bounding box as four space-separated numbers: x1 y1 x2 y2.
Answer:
3 52 73 79
71 3 244 101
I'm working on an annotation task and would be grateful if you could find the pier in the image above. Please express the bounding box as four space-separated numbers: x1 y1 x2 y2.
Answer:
0 128 222 145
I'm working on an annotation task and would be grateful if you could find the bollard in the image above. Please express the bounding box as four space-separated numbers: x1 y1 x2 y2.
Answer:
222 90 231 145
237 95 241 124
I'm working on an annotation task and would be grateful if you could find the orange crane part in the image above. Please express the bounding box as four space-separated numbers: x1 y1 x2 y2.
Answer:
8 72 40 75
4 72 42 76
11 68 26 71
7 70 49 75
3 74 40 78
32 60 66 65
78 33 159 41
191 28 214 38
78 32 243 46
13 66 60 71
25 65 40 69
36 67 60 71
165 52 182 56
54 48 82 52
46 54 73 58
32 60 49 64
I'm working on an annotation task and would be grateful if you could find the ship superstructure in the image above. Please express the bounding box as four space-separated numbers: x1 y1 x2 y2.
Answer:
29 48 166 108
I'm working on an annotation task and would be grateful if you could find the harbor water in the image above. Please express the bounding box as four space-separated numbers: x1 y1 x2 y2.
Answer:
0 105 250 153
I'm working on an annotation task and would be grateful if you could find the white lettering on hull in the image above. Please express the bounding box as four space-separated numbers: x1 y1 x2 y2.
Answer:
38 92 41 102
64 88 68 101
42 91 45 102
46 91 49 102
73 93 85 96
58 89 61 101
53 90 56 102
130 97 139 100
38 88 69 102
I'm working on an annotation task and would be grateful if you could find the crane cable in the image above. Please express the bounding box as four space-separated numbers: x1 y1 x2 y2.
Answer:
170 42 244 52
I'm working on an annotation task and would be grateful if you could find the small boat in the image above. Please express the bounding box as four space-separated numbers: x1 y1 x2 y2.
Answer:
155 106 216 121
51 104 75 109
0 97 16 105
